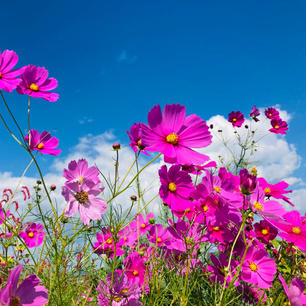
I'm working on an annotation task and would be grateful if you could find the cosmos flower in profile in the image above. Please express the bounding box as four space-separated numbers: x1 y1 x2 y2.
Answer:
249 106 260 122
25 129 61 156
228 111 245 127
0 49 25 92
141 104 212 164
17 65 59 102
0 264 48 306
127 122 150 155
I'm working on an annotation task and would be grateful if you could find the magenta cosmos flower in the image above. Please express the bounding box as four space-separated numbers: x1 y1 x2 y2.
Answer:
0 50 25 92
269 118 288 134
228 111 245 127
239 169 257 195
0 264 48 306
17 65 59 102
62 179 107 225
241 247 276 289
271 210 306 252
279 274 306 306
97 271 141 306
249 106 260 122
25 129 61 156
159 165 194 214
63 159 100 185
265 107 279 120
127 123 150 156
19 223 45 248
141 104 212 164
254 220 278 244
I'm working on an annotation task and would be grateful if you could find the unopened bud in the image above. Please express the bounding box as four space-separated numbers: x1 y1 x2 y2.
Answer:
130 195 137 201
50 184 56 191
112 143 121 150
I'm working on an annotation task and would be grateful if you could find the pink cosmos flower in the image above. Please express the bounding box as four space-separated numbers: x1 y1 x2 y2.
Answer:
279 274 306 306
97 271 141 306
93 228 125 257
159 165 194 214
63 159 100 185
25 129 61 156
249 186 286 220
269 118 288 134
16 65 59 102
254 220 278 244
0 206 10 225
62 179 107 225
141 104 212 164
265 107 279 120
241 247 277 289
19 223 45 248
270 210 306 252
0 264 48 305
181 161 217 175
0 50 25 92
258 177 294 206
207 253 238 285
228 111 245 127
129 213 154 236
148 224 172 248
124 252 146 286
127 123 150 156
249 106 260 122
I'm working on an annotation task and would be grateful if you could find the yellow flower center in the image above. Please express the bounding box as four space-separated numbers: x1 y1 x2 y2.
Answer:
9 297 21 306
253 201 263 211
213 226 220 231
140 223 146 229
203 205 209 212
275 125 279 129
261 229 269 235
75 191 89 204
232 118 237 122
29 83 39 91
156 237 162 243
78 177 84 184
168 182 177 192
166 133 179 145
133 270 139 276
106 238 113 244
264 187 271 194
214 186 221 193
251 167 257 176
27 232 34 238
249 262 258 272
0 72 2 78
113 296 122 302
37 143 44 149
120 289 128 294
185 208 190 213
292 227 301 234
269 113 272 117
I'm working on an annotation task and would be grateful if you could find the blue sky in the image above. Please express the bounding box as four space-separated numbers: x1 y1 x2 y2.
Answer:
1 0 305 182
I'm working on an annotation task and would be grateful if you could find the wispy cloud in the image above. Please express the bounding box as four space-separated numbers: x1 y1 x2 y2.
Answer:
116 50 137 64
79 117 94 125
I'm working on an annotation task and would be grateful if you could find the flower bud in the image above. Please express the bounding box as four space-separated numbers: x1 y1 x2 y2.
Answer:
239 169 257 195
130 195 137 201
112 143 121 150
50 184 56 191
